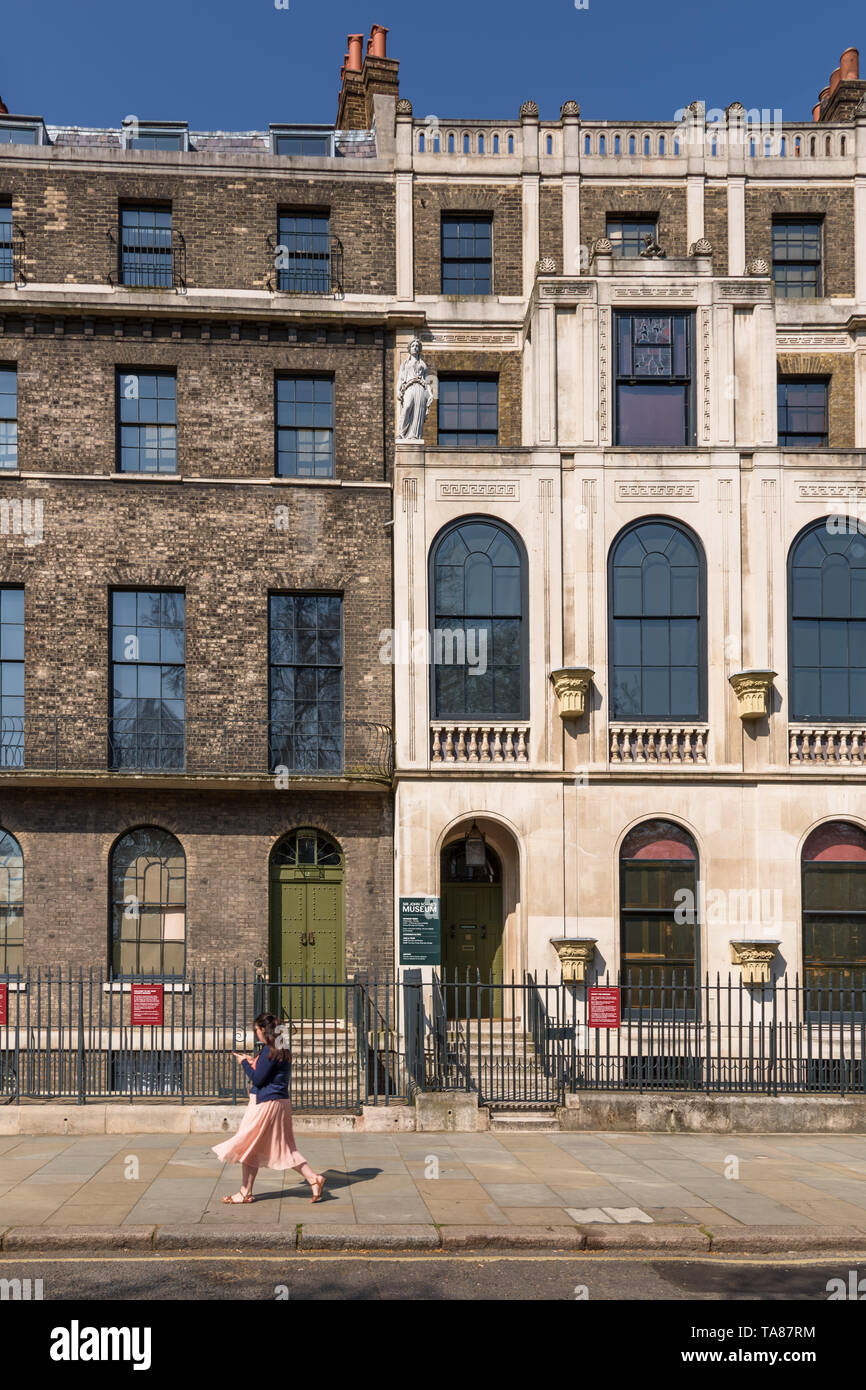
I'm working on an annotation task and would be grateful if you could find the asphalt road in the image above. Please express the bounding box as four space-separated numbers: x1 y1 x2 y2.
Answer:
0 1252 859 1301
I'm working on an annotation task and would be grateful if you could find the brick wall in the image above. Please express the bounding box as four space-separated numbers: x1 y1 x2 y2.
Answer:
540 184 563 267
704 186 729 274
412 182 523 296
745 188 855 297
1 164 396 296
579 184 689 256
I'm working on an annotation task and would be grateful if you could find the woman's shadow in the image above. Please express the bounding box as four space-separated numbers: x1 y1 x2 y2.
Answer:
251 1167 382 1203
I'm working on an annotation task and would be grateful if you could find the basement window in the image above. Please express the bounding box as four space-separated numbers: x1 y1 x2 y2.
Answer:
271 126 335 157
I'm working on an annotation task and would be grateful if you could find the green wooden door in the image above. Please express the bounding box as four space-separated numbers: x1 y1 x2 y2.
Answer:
442 882 503 1019
269 831 345 1019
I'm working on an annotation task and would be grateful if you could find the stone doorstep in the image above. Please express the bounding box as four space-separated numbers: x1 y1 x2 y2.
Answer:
2 1223 866 1254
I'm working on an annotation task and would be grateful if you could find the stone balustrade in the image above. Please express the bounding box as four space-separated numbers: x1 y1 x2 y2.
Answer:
430 723 530 765
788 726 866 765
609 724 709 765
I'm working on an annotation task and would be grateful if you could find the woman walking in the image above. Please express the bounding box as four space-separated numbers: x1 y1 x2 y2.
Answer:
213 1012 325 1205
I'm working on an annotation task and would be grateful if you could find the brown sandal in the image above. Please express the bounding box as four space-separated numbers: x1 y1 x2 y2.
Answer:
222 1192 253 1204
310 1175 325 1203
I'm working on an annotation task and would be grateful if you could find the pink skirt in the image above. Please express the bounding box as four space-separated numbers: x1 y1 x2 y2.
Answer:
211 1095 308 1172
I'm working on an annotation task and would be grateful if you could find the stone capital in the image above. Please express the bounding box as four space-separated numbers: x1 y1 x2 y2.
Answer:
550 937 597 983
550 667 594 720
729 669 776 720
729 939 780 984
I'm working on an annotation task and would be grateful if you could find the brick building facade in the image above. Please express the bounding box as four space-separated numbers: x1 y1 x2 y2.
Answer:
1 28 866 1008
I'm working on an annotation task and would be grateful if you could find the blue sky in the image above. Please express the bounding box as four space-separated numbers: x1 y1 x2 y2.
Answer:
2 0 861 129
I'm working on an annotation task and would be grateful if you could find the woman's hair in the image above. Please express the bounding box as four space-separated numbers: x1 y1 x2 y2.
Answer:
254 1012 288 1062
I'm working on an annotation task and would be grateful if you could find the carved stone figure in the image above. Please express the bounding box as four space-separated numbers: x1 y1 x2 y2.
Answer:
397 338 433 442
639 233 666 259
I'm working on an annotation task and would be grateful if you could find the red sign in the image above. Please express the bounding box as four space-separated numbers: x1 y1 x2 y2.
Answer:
131 984 164 1026
588 986 621 1028
0 983 6 1026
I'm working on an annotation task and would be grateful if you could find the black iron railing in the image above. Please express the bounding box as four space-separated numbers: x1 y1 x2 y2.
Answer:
267 233 343 296
0 716 393 781
108 225 186 290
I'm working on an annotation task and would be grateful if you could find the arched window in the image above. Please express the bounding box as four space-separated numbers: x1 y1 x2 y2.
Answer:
620 820 698 1009
609 519 705 720
789 520 866 721
0 829 23 974
430 518 526 719
271 828 343 868
111 828 186 977
802 822 866 992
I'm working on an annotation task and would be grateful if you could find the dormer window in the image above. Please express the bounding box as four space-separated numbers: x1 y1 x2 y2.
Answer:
271 126 335 157
0 118 47 146
122 122 189 152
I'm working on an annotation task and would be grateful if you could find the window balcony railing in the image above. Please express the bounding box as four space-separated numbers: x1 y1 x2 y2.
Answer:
431 722 530 765
266 233 343 296
0 717 393 782
108 225 186 290
789 726 866 766
0 222 25 286
609 723 709 766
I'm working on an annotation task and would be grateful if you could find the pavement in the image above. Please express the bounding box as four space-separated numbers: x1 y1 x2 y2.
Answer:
1 1129 866 1253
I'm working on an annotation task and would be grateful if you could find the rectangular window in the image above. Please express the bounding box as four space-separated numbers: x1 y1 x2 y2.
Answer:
0 122 40 145
276 377 334 477
123 124 188 151
614 312 695 447
441 216 492 295
110 591 185 771
117 371 177 473
0 588 24 771
269 594 343 773
437 378 499 447
277 213 331 293
778 379 828 447
119 205 173 288
607 216 658 259
0 204 12 283
273 132 333 157
772 219 822 298
0 368 17 469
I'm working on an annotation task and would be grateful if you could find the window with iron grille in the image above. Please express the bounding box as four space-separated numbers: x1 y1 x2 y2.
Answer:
606 216 658 258
614 312 695 446
441 216 492 295
778 378 828 447
269 594 343 774
276 213 331 293
120 205 173 287
276 376 334 477
437 378 498 447
117 371 177 473
789 520 866 721
772 219 822 297
0 368 17 469
111 826 186 978
0 827 23 975
110 591 185 771
0 588 24 771
0 205 12 283
619 820 698 1012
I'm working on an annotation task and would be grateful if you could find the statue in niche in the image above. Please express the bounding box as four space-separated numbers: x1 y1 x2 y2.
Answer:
397 337 433 442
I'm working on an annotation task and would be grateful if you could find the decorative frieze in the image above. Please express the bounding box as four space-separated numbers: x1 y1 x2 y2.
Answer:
428 331 520 347
611 286 696 299
717 281 772 300
436 481 520 500
797 483 866 500
729 670 776 720
615 481 699 501
778 334 851 349
549 667 594 720
539 282 595 298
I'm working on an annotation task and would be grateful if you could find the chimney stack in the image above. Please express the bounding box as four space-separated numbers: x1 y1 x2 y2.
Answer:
0 94 7 115
815 47 864 121
336 23 400 131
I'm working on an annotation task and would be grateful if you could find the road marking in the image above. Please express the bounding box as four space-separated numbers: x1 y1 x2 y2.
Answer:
0 1252 862 1267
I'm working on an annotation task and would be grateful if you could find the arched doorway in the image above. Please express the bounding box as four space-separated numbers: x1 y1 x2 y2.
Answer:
440 829 504 1018
269 829 345 1017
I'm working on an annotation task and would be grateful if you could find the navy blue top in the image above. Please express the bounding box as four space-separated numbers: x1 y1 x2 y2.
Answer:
242 1049 291 1103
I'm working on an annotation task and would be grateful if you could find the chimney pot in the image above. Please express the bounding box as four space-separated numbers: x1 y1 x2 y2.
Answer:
347 34 363 71
369 24 388 59
829 66 841 94
840 47 859 80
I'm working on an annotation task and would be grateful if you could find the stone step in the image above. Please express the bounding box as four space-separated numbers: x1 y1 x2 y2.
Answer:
489 1111 560 1132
